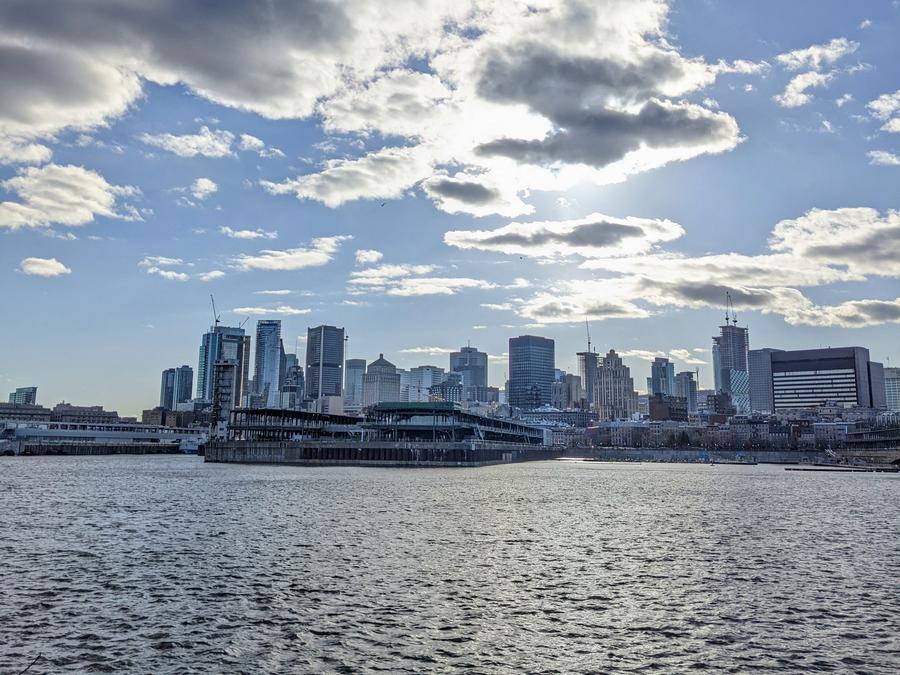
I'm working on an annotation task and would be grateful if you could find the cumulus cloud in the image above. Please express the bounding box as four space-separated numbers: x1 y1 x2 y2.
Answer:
138 256 185 268
19 256 71 276
867 150 900 166
140 126 234 157
399 346 456 355
775 38 858 71
867 90 900 120
347 262 495 296
231 305 311 316
445 212 684 259
668 349 706 365
773 71 834 108
422 174 533 217
354 249 383 265
144 267 190 281
238 133 284 158
231 235 351 271
190 177 218 200
254 289 293 295
196 270 225 282
0 164 140 230
220 225 278 240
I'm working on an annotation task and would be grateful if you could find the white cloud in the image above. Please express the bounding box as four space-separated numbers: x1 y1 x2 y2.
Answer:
144 267 189 281
19 257 71 276
355 249 384 265
880 118 900 134
422 173 533 218
238 133 285 158
138 256 185 267
668 349 707 365
347 262 495 297
140 126 234 157
775 38 858 71
0 164 140 230
254 289 293 296
399 346 456 355
197 270 225 281
220 225 278 240
858 19 872 29
867 90 900 120
231 305 311 316
191 177 218 200
835 93 853 107
232 235 351 271
773 71 834 108
867 150 900 166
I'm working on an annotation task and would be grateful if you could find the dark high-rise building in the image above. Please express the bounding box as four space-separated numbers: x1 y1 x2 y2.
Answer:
713 322 750 413
306 325 345 401
674 371 698 414
770 347 883 410
159 365 193 409
577 351 599 405
254 320 282 407
197 325 250 403
450 346 488 390
508 335 555 409
647 357 675 396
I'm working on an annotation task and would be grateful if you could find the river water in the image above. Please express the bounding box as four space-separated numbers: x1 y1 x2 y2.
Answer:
1 456 897 673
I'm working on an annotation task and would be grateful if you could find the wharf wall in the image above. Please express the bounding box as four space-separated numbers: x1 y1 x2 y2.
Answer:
205 440 558 467
562 447 900 465
5 442 184 456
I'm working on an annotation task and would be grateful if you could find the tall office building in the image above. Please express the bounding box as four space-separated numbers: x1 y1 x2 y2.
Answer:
647 357 675 396
344 359 366 405
770 347 883 410
595 350 638 420
254 320 282 407
712 322 750 414
8 386 37 405
674 371 699 414
362 354 402 406
197 325 250 403
508 335 555 409
306 325 345 401
449 346 488 389
885 367 900 410
869 361 886 410
577 351 599 406
159 366 193 410
748 348 782 413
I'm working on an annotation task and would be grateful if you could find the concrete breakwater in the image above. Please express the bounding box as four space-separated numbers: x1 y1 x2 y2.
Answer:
205 440 559 467
3 442 185 456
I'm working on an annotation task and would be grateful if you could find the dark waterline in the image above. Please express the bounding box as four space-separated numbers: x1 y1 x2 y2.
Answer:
1 455 898 673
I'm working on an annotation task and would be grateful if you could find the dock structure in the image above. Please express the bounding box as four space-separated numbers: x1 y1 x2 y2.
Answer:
206 402 554 467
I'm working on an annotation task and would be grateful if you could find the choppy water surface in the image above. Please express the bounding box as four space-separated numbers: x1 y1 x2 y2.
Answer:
1 457 898 673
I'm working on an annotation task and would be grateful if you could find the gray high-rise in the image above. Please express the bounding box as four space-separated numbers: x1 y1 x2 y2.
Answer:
748 348 782 413
197 326 250 403
306 325 345 401
160 365 193 409
254 320 282 407
713 322 750 413
647 357 675 396
577 351 599 405
508 335 555 409
450 346 488 388
344 358 366 405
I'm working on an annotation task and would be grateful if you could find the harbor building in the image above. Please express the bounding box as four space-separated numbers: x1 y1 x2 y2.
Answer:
306 325 345 402
8 387 37 405
508 335 555 409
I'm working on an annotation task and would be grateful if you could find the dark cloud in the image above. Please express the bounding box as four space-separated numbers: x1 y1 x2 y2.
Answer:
423 178 500 204
474 221 643 248
477 100 734 168
838 300 900 324
645 280 785 308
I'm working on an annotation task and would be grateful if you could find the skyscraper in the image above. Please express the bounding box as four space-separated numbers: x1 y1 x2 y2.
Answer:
508 335 555 409
748 348 782 413
159 365 193 409
449 346 487 389
595 350 638 420
407 365 446 402
647 357 675 396
344 358 366 405
577 351 599 406
770 347 882 410
713 321 750 414
254 320 282 407
306 325 345 401
197 326 250 403
674 371 699 414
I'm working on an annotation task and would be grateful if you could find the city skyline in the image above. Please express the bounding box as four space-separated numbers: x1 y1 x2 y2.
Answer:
3 1 900 416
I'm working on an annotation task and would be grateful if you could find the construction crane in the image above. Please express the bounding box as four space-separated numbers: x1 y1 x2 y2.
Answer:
210 294 221 328
725 291 737 326
585 317 593 353
238 316 250 329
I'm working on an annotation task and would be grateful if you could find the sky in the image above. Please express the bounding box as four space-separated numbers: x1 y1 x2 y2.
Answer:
1 0 899 417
